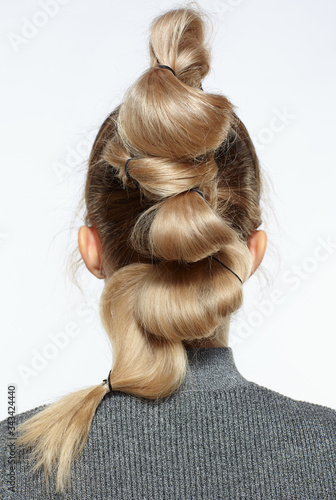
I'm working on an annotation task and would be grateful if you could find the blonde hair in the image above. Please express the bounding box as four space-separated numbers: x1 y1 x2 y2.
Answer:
16 3 265 494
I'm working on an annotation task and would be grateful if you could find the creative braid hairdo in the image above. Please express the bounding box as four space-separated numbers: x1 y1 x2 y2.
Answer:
15 4 264 494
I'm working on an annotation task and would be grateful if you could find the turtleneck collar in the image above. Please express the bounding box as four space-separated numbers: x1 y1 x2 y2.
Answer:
179 346 250 393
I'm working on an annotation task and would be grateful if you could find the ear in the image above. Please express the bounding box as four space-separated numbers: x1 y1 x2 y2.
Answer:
78 226 105 279
247 230 267 277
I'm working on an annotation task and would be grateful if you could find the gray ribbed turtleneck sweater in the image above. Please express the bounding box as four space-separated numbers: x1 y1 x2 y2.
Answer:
1 347 336 499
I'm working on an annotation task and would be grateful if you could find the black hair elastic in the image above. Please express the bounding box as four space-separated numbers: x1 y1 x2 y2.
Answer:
124 158 139 189
158 64 203 91
190 188 204 198
158 64 176 76
211 256 243 284
102 369 112 393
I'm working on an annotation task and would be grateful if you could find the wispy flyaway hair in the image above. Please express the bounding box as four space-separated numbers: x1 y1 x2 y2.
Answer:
16 3 265 494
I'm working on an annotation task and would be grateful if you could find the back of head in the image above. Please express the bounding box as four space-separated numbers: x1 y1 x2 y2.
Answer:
15 4 264 494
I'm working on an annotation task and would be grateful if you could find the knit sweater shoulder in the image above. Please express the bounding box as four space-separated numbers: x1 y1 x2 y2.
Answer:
1 347 336 500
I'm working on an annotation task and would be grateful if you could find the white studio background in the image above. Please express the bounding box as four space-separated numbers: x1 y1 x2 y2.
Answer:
0 0 335 421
